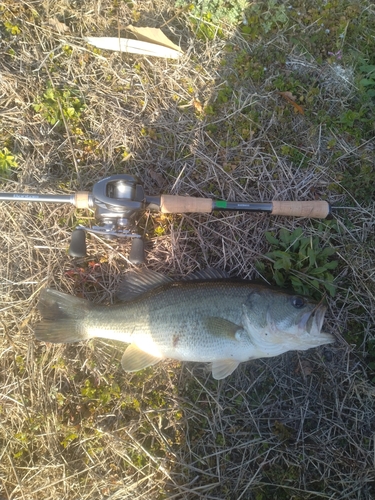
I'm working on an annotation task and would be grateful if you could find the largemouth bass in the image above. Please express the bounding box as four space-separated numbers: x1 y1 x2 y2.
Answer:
35 269 334 379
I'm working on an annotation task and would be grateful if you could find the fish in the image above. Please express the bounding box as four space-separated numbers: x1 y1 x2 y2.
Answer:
34 269 334 380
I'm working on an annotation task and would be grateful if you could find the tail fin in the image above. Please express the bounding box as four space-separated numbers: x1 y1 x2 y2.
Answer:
35 288 92 343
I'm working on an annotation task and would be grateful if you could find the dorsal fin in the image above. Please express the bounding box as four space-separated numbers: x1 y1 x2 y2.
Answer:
116 268 229 301
117 269 173 301
183 268 229 281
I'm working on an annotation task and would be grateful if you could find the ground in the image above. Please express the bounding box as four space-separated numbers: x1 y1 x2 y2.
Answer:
0 1 375 499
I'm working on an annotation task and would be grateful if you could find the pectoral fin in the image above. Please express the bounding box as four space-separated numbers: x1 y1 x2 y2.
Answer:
205 317 242 339
211 359 240 380
121 344 162 372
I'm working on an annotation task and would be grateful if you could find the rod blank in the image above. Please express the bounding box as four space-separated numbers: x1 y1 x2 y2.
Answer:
0 191 92 209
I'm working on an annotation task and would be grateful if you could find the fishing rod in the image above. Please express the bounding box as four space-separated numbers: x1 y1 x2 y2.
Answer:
0 174 332 263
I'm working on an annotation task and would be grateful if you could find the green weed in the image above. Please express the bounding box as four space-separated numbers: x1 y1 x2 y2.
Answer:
0 147 18 176
358 62 375 98
177 0 247 26
81 378 121 409
3 20 21 35
242 0 288 39
256 227 338 298
33 83 85 126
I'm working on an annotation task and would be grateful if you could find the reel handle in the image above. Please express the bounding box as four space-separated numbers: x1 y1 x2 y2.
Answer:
69 229 87 257
68 228 145 264
129 238 145 264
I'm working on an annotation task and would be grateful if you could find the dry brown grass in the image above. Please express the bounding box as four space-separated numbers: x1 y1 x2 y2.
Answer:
1 1 375 499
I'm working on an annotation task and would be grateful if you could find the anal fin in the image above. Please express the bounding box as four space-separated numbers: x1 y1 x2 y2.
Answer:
121 344 162 372
211 359 240 380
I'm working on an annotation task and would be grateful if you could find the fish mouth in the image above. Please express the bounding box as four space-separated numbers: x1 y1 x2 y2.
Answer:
299 303 327 337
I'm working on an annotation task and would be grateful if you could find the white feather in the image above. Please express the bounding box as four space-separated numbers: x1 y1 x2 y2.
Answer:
84 37 182 59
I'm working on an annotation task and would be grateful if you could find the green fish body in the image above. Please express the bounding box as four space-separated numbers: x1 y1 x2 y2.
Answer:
35 269 334 379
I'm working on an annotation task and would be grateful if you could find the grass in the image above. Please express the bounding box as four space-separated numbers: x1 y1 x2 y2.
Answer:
1 0 375 498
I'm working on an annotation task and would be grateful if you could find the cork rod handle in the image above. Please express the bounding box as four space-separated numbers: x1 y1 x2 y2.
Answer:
160 195 213 214
271 200 330 218
74 191 91 209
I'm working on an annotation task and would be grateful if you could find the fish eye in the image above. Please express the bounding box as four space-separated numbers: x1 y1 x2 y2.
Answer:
291 296 305 308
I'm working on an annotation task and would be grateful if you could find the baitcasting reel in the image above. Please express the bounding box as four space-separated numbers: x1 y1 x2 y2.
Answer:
69 174 152 264
0 174 332 264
